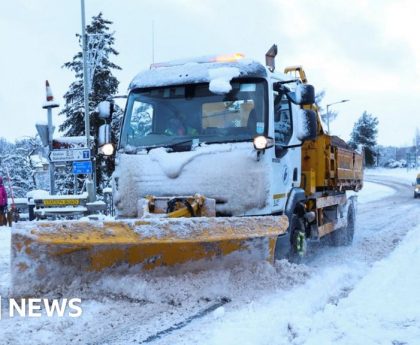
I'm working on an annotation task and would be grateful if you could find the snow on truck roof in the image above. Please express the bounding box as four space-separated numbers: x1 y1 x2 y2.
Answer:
129 55 268 90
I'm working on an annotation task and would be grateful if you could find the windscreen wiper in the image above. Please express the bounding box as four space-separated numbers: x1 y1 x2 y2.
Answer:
164 139 197 150
205 138 253 144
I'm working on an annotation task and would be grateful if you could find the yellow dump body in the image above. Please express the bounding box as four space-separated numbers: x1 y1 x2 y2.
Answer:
11 216 288 296
301 134 363 195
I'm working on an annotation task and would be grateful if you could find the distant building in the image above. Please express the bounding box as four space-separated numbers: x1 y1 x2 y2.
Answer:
377 145 418 168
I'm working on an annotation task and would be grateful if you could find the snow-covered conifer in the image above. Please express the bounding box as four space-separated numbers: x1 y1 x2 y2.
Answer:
349 111 379 166
59 13 122 193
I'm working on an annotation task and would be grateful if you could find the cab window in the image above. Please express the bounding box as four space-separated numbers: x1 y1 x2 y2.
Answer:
274 93 292 146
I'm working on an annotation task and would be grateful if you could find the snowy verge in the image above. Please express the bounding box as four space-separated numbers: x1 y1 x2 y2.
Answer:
299 223 420 345
366 167 418 185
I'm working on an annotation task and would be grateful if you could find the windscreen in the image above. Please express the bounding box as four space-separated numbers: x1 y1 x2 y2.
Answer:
120 79 267 149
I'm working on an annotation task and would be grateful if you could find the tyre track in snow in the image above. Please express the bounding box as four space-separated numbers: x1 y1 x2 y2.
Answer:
145 175 420 345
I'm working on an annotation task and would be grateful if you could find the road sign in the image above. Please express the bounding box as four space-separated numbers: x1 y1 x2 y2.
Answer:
35 124 55 147
72 161 92 174
49 148 91 162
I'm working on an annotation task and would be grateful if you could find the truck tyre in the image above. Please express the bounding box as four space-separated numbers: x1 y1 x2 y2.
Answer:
331 202 355 246
288 214 307 263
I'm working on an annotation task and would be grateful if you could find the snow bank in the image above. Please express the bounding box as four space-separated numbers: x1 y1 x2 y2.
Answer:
75 259 311 309
301 223 420 345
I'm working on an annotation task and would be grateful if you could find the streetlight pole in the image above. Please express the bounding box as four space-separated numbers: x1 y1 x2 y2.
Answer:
325 99 350 133
80 0 96 202
81 0 90 150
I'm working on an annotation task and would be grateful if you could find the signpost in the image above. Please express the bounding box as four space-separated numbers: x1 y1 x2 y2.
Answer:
72 161 93 174
49 148 91 163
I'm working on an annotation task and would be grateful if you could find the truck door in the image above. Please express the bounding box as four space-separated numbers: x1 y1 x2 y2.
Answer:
271 92 301 212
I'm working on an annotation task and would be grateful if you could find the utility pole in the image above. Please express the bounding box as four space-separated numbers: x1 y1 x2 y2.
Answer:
80 0 96 201
42 81 59 195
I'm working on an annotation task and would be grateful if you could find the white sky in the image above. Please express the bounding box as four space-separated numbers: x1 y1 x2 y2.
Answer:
0 0 419 146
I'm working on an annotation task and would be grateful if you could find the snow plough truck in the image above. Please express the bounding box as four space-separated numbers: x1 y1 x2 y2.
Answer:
11 45 363 295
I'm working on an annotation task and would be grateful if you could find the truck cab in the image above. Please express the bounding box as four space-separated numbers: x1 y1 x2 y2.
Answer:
100 54 316 218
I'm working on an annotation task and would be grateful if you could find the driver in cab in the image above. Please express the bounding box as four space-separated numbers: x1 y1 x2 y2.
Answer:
164 116 198 136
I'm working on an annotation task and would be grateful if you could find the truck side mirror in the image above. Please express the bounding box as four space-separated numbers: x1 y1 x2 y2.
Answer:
297 109 317 141
98 101 114 120
295 84 315 105
98 124 114 156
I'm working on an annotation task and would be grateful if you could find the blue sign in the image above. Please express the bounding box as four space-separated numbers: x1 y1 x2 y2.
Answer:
72 161 92 174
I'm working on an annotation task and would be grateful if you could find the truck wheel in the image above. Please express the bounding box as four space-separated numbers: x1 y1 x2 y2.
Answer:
288 214 307 262
331 203 355 246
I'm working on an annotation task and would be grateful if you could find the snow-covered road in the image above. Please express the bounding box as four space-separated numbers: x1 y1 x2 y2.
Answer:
0 171 419 344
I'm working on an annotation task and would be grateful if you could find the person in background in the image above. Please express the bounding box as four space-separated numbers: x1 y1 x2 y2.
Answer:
0 176 7 225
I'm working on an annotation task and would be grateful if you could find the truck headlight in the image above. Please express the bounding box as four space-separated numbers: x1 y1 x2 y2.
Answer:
253 136 274 150
416 187 420 193
99 143 114 156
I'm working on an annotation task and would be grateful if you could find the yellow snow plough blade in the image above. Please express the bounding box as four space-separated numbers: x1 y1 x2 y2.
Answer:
11 216 288 295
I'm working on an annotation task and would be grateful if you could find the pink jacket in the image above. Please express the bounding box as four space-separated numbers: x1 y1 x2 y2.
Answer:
0 185 7 206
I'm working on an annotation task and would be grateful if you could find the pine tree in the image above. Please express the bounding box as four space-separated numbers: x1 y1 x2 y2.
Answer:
59 12 122 193
349 111 379 166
